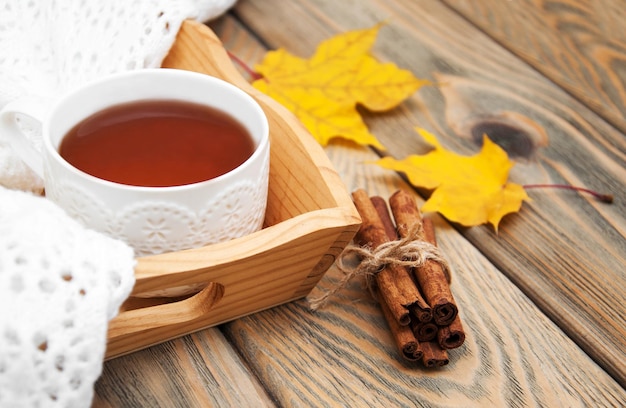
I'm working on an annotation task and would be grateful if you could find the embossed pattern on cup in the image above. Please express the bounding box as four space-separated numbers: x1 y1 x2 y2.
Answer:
45 149 269 256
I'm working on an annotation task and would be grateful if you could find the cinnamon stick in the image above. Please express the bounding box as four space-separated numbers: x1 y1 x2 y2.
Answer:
437 314 466 349
352 189 430 326
378 292 423 361
371 196 424 360
422 218 451 284
421 341 449 367
411 320 438 342
370 194 432 323
389 190 458 326
370 196 399 244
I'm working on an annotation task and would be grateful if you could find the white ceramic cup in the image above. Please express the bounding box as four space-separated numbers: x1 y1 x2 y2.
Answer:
0 69 270 257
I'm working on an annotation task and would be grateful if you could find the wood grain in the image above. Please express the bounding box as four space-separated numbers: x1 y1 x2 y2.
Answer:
94 329 275 407
232 0 626 387
441 0 626 135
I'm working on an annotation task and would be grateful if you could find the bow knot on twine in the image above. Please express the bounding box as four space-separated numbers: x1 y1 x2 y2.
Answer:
308 225 450 310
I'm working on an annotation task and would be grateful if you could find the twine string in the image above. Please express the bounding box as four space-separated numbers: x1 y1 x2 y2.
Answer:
308 225 451 310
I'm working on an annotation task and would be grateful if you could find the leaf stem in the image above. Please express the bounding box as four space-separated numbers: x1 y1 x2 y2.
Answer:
226 50 264 81
523 184 613 203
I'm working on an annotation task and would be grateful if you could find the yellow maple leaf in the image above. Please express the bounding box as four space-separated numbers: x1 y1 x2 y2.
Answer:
252 24 429 148
374 128 531 229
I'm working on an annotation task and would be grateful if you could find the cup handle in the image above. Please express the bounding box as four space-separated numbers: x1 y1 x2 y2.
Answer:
0 97 51 179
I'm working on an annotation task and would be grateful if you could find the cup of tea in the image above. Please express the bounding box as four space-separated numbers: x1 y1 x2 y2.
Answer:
0 69 270 256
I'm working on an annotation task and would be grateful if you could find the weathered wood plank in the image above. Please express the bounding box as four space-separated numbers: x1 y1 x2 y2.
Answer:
441 0 626 135
94 329 275 407
231 0 626 387
207 10 626 406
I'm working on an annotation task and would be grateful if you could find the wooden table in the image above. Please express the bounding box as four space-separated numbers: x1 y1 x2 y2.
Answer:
93 1 626 406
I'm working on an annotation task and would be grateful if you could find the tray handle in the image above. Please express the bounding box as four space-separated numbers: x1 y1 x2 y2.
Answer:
108 282 225 339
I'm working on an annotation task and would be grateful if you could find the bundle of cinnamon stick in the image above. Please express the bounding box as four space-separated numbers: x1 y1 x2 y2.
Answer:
351 189 465 367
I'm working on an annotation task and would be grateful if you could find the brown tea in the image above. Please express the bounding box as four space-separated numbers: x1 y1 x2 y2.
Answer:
59 100 255 187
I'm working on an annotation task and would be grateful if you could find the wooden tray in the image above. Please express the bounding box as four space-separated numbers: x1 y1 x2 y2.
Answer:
105 20 361 359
